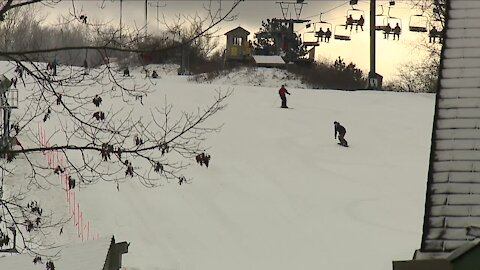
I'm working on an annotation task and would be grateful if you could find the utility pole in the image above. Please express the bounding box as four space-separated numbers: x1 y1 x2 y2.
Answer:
0 75 17 159
119 0 123 40
149 1 166 31
368 0 380 90
145 0 148 39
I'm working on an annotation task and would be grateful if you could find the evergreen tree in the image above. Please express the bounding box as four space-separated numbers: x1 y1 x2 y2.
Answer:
253 18 306 62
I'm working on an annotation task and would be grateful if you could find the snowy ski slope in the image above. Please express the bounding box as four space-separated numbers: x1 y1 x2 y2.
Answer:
0 62 435 269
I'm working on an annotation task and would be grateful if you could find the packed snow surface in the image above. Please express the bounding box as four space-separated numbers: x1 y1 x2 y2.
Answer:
0 62 435 270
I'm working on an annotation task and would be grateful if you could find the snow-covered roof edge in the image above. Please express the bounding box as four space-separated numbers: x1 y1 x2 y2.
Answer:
0 235 115 270
252 55 285 65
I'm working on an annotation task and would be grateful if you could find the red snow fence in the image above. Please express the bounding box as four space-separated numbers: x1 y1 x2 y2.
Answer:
38 123 99 241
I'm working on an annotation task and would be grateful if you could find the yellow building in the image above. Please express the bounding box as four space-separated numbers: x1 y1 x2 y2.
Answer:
224 26 252 62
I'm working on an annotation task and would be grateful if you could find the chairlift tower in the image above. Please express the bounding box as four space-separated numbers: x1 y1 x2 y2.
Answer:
273 0 381 88
276 1 306 20
0 75 18 254
347 0 382 89
119 0 123 40
0 75 18 156
145 0 148 39
0 226 18 253
368 0 381 90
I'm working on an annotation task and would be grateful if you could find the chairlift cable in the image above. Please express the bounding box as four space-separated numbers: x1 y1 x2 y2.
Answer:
323 15 348 22
377 0 413 10
300 1 349 20
324 1 350 15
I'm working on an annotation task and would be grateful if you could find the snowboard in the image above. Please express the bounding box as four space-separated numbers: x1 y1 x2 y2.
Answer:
337 142 349 147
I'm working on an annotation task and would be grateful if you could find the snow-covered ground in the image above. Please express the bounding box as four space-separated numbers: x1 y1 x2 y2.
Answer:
190 66 308 88
0 63 435 270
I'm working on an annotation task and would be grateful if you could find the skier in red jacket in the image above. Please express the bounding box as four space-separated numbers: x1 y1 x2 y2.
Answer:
278 84 291 108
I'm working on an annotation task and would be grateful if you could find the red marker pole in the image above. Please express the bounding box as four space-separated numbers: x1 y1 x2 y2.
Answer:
37 123 40 146
73 192 76 224
81 212 84 241
77 204 80 237
68 188 71 213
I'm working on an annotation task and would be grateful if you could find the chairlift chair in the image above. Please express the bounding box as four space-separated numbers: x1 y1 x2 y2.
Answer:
301 22 320 47
409 14 428 32
375 5 387 31
302 29 318 44
382 5 402 31
334 24 351 41
347 8 365 25
314 20 333 42
375 14 388 31
428 20 444 42
384 16 402 34
430 19 444 32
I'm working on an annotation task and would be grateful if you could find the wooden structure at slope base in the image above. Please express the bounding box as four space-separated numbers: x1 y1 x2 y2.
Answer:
224 21 319 67
0 235 129 270
393 1 480 269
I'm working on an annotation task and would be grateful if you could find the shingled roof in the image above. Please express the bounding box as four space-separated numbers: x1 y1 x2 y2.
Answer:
420 0 480 254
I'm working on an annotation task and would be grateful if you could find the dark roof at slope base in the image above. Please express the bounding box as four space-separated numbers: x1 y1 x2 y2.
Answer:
0 235 129 270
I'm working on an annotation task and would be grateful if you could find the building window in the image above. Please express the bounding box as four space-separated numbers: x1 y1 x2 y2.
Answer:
233 37 243 46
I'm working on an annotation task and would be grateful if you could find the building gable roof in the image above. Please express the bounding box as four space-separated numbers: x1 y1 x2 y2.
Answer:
224 26 250 36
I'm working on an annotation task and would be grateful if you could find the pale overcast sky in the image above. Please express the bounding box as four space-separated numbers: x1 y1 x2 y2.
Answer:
38 0 434 81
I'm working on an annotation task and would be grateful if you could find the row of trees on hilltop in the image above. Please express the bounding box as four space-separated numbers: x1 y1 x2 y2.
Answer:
0 4 226 71
286 57 366 90
253 18 306 63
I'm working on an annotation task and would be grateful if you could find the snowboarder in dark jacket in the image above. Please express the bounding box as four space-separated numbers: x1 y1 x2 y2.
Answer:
334 121 348 147
123 67 130 77
278 84 291 108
